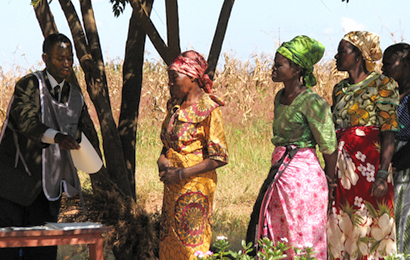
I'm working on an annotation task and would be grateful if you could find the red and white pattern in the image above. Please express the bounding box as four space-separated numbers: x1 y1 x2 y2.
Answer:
327 126 396 260
168 50 213 93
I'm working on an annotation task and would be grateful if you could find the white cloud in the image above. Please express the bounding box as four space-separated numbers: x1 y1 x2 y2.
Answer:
341 17 366 33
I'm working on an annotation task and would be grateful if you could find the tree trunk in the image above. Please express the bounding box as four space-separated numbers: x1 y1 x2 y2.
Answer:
77 0 133 198
130 0 172 65
118 0 154 199
206 0 235 80
33 0 58 36
166 0 180 61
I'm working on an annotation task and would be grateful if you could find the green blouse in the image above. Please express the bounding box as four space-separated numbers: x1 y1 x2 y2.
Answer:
271 88 337 155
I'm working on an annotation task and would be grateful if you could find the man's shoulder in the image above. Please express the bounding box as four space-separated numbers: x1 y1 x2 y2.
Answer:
15 71 42 88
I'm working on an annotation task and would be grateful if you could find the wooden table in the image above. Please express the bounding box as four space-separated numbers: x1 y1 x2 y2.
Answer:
0 226 110 260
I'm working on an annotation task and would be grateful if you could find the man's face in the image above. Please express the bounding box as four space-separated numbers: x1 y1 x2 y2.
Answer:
42 42 73 83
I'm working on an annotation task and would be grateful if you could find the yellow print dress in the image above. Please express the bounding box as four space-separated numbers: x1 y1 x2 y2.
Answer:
159 93 228 260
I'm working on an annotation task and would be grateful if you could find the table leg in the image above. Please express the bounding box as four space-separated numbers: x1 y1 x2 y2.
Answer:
89 234 104 260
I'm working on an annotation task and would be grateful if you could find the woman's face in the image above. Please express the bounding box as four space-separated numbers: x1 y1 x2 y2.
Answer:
382 53 405 82
335 40 361 72
168 70 195 99
271 53 298 83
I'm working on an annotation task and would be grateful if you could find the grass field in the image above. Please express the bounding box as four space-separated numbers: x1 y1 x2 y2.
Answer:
0 52 347 258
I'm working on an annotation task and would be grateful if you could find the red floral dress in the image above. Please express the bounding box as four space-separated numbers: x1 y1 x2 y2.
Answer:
328 72 399 259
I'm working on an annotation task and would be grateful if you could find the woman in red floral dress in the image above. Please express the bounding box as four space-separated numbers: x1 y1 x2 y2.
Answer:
327 31 399 260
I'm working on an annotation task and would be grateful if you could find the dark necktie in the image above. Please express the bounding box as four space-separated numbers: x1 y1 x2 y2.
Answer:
52 85 61 101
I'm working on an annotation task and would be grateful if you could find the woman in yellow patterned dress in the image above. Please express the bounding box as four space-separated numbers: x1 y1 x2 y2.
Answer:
158 50 228 260
327 31 399 259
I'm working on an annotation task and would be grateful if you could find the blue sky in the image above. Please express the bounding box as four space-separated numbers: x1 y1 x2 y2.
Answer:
1 0 409 73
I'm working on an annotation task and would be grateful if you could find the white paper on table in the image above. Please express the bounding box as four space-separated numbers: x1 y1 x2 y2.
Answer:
70 133 103 174
45 222 103 230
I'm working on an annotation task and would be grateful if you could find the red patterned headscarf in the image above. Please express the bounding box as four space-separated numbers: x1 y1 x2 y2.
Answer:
168 50 213 93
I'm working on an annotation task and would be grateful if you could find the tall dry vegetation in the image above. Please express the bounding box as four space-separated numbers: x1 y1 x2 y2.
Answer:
0 52 345 128
0 52 347 257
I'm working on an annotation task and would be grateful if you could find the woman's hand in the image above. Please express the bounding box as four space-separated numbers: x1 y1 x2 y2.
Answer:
370 131 394 198
159 167 181 185
157 154 172 173
370 177 388 197
157 152 178 185
326 175 337 214
157 157 227 186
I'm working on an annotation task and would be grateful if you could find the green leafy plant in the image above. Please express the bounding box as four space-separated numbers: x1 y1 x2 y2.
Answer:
257 237 289 260
194 236 296 260
384 253 410 260
293 243 316 260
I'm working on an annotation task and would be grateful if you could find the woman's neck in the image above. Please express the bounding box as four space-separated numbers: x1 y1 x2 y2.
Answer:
281 80 306 105
181 87 203 109
347 66 370 85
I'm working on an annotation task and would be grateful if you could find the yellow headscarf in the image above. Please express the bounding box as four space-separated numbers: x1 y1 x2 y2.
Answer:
342 31 382 72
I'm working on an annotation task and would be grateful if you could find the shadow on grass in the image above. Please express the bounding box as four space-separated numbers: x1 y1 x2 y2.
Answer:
57 244 115 260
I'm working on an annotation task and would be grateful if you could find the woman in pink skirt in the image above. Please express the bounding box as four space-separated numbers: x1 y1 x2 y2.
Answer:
247 35 337 260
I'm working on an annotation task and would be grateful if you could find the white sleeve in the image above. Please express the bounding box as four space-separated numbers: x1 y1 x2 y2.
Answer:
41 128 59 144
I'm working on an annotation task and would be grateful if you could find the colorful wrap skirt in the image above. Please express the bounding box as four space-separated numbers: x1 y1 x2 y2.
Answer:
393 140 410 256
248 146 328 260
327 126 397 259
159 148 216 260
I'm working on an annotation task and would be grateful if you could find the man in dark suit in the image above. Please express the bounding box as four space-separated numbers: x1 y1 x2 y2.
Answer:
0 33 86 260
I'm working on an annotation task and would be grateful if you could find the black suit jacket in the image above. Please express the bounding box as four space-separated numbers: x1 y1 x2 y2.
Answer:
0 70 86 206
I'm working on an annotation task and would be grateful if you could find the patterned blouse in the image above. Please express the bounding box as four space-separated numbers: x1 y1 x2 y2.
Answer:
332 72 400 132
160 93 228 165
271 88 337 155
396 94 410 141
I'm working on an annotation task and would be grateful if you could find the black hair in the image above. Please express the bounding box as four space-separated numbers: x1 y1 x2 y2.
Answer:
42 33 72 55
384 43 410 65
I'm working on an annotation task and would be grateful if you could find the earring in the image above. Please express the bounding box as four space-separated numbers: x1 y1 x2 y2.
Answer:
356 57 359 62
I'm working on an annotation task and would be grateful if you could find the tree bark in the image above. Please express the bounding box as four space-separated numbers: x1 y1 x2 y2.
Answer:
206 0 235 80
166 0 181 61
78 0 133 197
33 0 58 37
118 0 154 199
130 0 172 65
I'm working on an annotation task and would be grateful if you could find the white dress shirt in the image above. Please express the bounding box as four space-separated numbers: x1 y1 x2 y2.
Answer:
41 71 66 144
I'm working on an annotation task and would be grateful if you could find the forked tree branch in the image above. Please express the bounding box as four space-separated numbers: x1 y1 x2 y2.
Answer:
130 0 172 64
206 0 235 80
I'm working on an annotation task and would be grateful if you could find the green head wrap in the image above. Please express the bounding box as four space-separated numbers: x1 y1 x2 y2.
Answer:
276 35 325 87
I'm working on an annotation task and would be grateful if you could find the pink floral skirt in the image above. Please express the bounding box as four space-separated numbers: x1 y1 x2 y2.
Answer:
260 146 328 260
